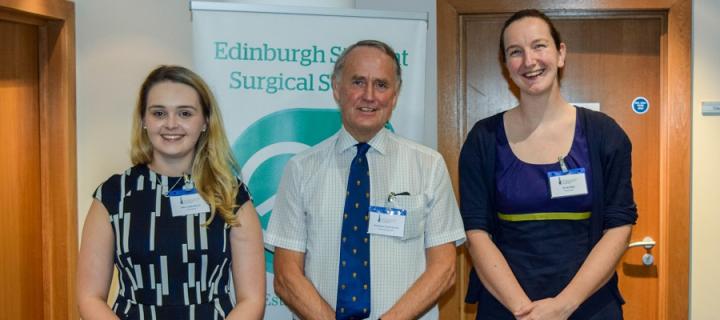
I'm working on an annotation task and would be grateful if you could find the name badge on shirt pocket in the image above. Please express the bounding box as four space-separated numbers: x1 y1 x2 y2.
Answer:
169 189 210 217
547 168 589 199
368 205 406 237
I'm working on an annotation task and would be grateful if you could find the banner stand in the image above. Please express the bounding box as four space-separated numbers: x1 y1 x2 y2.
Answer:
192 3 427 317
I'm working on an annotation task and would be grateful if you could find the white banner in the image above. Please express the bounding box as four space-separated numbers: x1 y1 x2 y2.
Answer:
192 2 427 317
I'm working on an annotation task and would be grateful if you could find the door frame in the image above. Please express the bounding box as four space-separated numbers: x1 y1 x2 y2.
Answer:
0 1 77 319
436 0 690 319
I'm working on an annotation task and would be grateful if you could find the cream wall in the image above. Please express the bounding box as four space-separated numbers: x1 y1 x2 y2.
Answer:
691 0 720 318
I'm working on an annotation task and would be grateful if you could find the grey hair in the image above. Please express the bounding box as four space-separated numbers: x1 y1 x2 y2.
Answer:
331 39 402 87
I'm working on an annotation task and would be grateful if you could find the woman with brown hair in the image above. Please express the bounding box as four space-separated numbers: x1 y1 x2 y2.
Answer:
460 10 637 320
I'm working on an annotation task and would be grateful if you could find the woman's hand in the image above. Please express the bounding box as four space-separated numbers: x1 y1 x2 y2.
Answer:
514 297 577 320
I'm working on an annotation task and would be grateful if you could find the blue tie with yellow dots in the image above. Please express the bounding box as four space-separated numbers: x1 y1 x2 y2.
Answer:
336 142 371 320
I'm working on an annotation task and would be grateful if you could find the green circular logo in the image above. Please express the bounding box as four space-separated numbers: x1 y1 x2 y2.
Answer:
233 108 341 273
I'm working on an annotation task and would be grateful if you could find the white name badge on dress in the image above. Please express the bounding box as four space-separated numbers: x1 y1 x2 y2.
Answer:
169 189 210 217
367 205 407 237
548 168 589 199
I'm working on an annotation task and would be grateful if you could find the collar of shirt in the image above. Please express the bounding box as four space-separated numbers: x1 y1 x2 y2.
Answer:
335 126 389 156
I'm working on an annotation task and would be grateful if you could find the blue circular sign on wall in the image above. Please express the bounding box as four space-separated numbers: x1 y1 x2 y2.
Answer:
631 96 650 115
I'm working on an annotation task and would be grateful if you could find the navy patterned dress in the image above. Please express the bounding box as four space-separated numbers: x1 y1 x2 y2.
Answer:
94 164 250 319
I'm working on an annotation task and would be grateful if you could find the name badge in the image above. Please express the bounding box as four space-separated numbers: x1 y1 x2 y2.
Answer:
367 205 406 237
169 189 210 217
548 168 589 198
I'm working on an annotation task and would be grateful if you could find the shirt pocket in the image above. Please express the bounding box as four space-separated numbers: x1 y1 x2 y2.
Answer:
390 195 427 240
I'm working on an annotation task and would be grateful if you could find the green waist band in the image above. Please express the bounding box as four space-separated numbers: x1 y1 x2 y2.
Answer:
497 211 591 222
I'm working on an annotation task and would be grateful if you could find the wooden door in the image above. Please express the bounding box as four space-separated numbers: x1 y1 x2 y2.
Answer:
462 13 662 319
0 19 44 320
0 1 77 319
437 1 691 320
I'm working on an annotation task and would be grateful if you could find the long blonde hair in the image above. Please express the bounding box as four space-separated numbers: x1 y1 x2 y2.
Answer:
131 65 241 225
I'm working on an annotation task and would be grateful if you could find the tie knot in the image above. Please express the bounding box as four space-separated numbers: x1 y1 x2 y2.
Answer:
356 143 370 157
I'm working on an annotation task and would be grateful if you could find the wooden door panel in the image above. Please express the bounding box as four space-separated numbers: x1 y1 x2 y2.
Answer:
0 20 44 320
461 14 662 319
557 17 662 320
1 1 78 319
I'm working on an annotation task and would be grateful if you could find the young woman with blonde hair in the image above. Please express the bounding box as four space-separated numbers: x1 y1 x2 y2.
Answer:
77 65 265 319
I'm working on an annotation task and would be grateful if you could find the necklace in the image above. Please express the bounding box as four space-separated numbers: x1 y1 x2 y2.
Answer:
161 174 194 197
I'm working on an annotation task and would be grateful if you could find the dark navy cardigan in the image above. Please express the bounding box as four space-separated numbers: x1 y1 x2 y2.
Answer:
459 107 638 314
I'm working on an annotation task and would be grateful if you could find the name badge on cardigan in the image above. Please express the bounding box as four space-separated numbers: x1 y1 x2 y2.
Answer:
169 189 210 217
548 168 589 198
368 205 406 237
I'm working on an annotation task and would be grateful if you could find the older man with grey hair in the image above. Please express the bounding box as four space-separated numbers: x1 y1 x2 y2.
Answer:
265 39 465 320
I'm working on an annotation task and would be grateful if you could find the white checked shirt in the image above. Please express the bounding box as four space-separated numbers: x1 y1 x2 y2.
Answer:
265 127 466 319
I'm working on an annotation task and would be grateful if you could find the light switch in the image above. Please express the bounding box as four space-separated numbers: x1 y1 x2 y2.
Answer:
702 101 720 116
